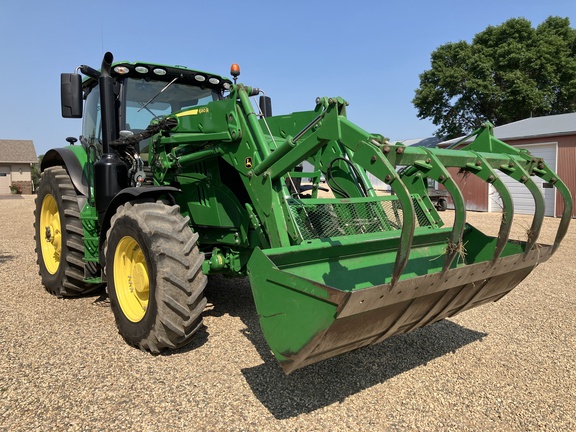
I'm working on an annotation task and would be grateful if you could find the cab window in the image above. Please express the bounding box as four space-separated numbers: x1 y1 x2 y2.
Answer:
124 78 219 131
82 84 102 152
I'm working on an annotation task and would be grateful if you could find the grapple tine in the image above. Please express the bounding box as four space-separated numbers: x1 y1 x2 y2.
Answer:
422 149 466 272
488 177 515 259
550 179 572 254
352 145 416 287
531 160 573 254
470 152 514 262
385 168 415 287
499 158 545 252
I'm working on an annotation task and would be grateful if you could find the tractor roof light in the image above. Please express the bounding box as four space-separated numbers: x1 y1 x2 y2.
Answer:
153 68 167 76
194 74 206 82
135 66 149 74
230 63 240 83
113 66 130 75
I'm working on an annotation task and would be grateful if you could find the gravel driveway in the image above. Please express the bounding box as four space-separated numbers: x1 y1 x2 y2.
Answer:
1 195 574 431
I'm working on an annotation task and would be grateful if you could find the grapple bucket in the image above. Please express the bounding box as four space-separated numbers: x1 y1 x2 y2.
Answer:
247 124 572 374
248 208 550 374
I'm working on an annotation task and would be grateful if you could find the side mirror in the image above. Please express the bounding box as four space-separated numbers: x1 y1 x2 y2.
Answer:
259 95 272 117
61 73 83 118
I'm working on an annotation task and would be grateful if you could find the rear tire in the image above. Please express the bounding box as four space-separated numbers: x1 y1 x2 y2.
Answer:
104 201 207 353
34 166 101 297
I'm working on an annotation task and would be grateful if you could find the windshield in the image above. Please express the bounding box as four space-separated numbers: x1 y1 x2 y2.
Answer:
124 78 219 131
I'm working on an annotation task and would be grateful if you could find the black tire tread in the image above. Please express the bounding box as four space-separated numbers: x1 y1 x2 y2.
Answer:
34 166 102 297
105 201 207 353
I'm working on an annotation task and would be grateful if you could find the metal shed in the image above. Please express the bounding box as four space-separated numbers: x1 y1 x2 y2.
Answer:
439 113 576 218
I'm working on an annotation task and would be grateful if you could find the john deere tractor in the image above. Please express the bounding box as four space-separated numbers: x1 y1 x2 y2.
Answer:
35 52 572 373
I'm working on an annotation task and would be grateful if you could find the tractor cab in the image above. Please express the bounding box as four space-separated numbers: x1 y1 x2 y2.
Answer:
66 62 232 156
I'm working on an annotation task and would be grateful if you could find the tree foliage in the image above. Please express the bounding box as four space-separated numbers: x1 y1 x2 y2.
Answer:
31 154 43 191
413 17 576 139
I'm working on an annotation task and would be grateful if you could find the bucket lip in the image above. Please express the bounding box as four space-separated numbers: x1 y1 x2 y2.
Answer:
337 245 551 318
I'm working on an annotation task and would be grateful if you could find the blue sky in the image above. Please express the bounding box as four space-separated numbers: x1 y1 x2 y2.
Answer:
1 0 575 156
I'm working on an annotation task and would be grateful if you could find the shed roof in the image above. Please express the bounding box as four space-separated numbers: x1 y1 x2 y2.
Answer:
440 112 576 146
0 140 38 163
400 137 441 148
491 112 576 140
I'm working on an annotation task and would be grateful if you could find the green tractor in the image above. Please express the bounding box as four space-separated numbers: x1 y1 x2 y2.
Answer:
35 52 572 374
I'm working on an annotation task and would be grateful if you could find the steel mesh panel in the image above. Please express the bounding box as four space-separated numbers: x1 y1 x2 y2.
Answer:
288 197 431 240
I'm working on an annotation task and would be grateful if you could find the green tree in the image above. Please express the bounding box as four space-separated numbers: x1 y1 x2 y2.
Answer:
413 17 576 139
31 154 43 191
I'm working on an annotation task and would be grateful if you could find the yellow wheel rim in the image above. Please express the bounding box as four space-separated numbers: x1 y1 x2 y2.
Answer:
113 236 150 322
40 194 62 275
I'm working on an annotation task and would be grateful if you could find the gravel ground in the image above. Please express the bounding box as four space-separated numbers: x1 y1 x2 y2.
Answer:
1 195 574 431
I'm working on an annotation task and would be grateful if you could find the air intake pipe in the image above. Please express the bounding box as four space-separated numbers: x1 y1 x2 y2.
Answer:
99 52 118 154
94 52 127 224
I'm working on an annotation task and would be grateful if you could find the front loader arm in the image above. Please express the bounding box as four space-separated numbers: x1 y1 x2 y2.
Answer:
242 93 571 261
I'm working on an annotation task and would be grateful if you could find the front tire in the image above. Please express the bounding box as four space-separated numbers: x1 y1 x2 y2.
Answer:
34 166 100 297
105 201 207 353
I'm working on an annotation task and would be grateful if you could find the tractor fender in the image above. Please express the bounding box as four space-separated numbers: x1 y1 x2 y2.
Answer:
98 186 181 262
41 147 89 197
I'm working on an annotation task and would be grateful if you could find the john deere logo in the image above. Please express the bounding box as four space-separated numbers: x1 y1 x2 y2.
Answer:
245 157 253 169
